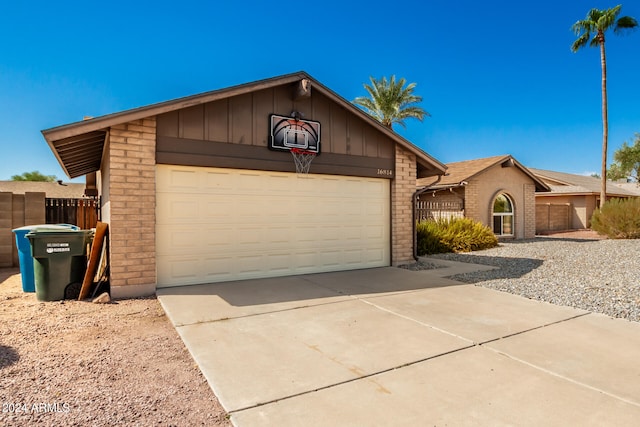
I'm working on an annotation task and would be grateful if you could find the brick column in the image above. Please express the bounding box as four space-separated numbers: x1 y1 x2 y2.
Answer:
108 118 157 298
391 145 417 265
463 181 481 223
523 183 536 238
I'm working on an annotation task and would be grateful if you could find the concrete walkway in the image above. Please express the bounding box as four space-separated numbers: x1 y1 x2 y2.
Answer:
157 265 640 426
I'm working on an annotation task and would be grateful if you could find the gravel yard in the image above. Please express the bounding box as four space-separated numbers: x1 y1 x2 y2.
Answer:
427 236 640 322
0 268 230 427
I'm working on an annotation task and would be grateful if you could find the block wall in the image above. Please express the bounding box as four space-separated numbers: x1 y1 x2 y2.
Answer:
106 118 157 298
0 192 45 268
391 145 417 265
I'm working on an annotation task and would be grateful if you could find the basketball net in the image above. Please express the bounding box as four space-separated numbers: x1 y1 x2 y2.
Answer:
291 148 316 174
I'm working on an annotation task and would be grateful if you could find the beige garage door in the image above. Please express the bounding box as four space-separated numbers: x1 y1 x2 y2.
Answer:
156 165 390 287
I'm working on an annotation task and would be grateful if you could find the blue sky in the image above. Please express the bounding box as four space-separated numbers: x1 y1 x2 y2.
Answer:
1 1 639 182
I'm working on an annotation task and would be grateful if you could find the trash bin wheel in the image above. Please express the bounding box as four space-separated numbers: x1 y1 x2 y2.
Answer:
65 282 82 300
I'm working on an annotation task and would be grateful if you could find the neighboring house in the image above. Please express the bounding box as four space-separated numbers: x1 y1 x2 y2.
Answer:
41 71 447 298
530 168 639 232
416 155 549 239
612 181 640 196
0 181 86 198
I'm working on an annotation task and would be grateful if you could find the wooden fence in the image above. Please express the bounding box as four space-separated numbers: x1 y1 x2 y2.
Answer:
46 198 99 230
416 200 464 222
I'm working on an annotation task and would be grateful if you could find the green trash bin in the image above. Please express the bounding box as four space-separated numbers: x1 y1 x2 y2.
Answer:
26 229 94 302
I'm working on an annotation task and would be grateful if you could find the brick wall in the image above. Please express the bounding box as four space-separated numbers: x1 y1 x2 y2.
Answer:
391 145 416 265
523 183 536 238
106 118 157 298
463 181 481 223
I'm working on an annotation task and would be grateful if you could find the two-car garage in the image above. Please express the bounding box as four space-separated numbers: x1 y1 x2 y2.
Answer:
155 165 390 287
42 72 447 298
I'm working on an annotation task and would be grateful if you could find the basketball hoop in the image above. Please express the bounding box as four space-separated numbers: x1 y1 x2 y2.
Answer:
291 148 316 174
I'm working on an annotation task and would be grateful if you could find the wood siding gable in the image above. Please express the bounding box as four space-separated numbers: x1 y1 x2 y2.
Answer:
156 84 396 178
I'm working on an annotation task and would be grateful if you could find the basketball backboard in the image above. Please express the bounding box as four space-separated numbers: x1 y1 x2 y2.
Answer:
269 114 320 154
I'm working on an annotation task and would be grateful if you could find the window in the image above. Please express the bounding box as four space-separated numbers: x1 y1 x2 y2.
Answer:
492 194 513 236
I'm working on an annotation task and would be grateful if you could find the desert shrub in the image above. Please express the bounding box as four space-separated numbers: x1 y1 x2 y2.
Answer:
590 198 640 239
416 220 450 255
416 217 499 255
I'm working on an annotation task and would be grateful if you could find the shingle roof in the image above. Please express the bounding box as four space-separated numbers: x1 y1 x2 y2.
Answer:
418 155 549 191
529 168 639 197
0 181 87 198
612 182 640 196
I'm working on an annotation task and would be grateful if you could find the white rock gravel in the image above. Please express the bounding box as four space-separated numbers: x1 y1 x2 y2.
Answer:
426 238 640 322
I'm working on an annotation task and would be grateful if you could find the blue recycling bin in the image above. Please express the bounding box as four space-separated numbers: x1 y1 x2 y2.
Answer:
12 224 80 292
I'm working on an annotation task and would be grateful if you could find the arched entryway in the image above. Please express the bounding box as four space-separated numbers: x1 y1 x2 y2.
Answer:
492 193 514 236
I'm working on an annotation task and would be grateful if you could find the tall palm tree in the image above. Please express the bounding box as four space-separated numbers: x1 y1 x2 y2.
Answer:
353 76 429 130
571 5 637 208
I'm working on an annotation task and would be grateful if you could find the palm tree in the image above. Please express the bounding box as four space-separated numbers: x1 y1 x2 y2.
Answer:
571 5 637 208
353 76 429 130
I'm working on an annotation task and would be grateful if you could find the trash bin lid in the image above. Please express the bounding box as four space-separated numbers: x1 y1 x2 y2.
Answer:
12 224 80 232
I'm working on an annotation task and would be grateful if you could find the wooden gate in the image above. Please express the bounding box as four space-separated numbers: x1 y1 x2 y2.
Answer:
46 198 99 229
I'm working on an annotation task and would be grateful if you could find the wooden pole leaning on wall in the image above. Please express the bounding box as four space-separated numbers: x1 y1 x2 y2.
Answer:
78 222 108 301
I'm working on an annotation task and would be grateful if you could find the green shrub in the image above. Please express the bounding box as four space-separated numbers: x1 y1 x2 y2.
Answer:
590 198 640 239
416 220 450 255
416 217 499 255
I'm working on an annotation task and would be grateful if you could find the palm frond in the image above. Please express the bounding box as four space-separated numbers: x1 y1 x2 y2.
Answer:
571 32 591 52
351 75 429 130
587 8 605 23
614 16 639 33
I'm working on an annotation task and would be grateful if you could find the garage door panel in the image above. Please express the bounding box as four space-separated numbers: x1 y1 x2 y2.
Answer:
157 256 200 281
157 165 390 287
365 225 386 239
204 170 234 189
342 227 364 241
156 198 199 222
343 249 366 265
236 255 265 275
265 253 295 273
158 168 199 190
203 256 235 279
202 200 234 220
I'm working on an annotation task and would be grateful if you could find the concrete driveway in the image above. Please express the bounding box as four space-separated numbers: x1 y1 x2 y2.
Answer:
157 264 640 426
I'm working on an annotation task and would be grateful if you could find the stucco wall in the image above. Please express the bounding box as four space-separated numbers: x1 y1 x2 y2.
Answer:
465 165 536 239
